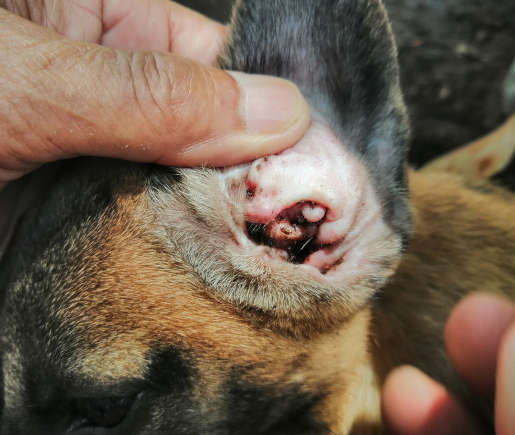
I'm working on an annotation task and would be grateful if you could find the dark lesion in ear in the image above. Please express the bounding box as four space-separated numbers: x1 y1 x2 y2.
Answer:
220 0 412 242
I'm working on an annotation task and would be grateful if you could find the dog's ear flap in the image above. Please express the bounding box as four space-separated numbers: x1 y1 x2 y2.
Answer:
219 0 411 239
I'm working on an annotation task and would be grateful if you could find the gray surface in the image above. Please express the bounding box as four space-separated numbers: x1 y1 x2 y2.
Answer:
504 59 515 114
177 0 233 22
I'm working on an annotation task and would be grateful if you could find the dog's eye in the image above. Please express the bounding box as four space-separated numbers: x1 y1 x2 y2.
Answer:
71 394 137 430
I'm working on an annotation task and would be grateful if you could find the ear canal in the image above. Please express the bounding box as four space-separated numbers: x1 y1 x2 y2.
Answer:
220 0 412 242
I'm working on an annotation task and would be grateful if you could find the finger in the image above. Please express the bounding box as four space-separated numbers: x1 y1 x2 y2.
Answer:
0 9 310 184
102 0 226 64
496 322 515 435
3 0 225 64
1 0 104 45
382 366 485 435
444 293 515 400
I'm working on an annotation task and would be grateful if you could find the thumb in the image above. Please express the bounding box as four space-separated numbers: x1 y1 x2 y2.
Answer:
0 9 311 184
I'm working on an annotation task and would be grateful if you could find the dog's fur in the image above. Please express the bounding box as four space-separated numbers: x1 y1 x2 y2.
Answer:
0 0 514 434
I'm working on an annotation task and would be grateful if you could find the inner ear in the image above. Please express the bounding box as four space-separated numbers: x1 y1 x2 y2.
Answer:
219 0 412 241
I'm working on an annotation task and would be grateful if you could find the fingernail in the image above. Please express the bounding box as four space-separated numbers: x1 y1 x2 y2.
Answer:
229 72 310 134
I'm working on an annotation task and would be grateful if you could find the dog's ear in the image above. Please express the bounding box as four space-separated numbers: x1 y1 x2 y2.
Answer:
220 0 411 240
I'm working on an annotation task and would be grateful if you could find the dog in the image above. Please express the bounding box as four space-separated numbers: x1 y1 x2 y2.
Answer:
0 0 513 433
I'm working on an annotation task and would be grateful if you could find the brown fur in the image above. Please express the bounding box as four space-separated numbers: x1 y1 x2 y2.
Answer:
50 167 515 433
56 179 380 431
1 154 513 434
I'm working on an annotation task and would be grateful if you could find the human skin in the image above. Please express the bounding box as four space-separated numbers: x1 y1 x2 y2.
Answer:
0 0 311 190
383 293 515 435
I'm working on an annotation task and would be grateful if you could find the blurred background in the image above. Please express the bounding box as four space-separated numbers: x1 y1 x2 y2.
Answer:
178 0 515 186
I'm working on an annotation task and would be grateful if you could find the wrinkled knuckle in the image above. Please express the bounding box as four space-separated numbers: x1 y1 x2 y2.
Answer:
33 40 89 82
151 53 195 115
3 0 65 31
126 52 166 112
190 65 219 134
8 0 41 21
142 52 172 104
25 0 58 29
2 0 32 18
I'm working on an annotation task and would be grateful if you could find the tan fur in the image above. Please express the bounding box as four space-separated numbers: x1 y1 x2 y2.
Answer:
57 188 378 431
422 113 515 182
48 160 511 434
4 125 511 433
374 170 515 367
1 158 510 433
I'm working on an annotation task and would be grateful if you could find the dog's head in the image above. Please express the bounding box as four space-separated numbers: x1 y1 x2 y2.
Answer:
0 1 410 433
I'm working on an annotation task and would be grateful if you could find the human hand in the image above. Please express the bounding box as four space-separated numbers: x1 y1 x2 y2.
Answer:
0 0 311 190
382 293 515 435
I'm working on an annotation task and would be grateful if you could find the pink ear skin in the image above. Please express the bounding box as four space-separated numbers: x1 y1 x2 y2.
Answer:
220 116 395 281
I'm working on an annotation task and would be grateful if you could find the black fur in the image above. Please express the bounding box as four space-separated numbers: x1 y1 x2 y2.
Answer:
218 374 328 435
145 348 196 394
